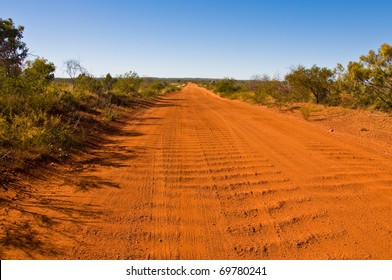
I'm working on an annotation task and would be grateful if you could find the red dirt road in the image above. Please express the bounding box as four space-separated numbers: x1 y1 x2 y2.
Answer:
2 83 391 259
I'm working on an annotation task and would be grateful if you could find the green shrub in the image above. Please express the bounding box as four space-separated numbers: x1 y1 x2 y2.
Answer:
105 92 133 107
139 81 164 98
5 112 45 148
163 84 181 93
253 90 269 104
113 71 142 96
214 78 240 95
102 104 120 121
40 116 84 153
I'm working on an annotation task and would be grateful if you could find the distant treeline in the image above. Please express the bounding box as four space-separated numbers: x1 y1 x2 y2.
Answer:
203 43 392 112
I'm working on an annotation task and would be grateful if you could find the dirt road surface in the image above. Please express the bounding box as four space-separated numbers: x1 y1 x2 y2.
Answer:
2 83 391 259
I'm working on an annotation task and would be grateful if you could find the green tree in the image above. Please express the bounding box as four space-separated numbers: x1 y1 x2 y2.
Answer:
24 58 55 87
103 73 115 93
347 43 392 109
75 73 102 94
0 18 28 77
285 65 334 104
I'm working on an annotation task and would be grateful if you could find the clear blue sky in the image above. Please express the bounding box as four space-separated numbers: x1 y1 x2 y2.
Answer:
2 0 392 79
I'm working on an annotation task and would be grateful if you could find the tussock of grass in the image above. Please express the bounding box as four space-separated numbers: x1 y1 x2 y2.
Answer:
299 106 312 120
299 105 320 121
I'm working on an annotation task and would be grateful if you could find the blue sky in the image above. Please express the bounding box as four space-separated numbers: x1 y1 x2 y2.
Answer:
1 0 392 79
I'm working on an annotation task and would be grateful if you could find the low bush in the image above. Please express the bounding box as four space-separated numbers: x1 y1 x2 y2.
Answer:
214 78 241 95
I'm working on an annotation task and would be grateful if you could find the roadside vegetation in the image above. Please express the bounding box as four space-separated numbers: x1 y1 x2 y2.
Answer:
0 18 180 181
204 43 392 118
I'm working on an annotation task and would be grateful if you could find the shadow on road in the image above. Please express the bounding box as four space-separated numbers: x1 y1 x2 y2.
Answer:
0 92 179 259
0 189 105 259
0 100 152 259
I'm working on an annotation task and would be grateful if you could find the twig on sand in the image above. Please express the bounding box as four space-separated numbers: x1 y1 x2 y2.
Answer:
0 150 11 161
